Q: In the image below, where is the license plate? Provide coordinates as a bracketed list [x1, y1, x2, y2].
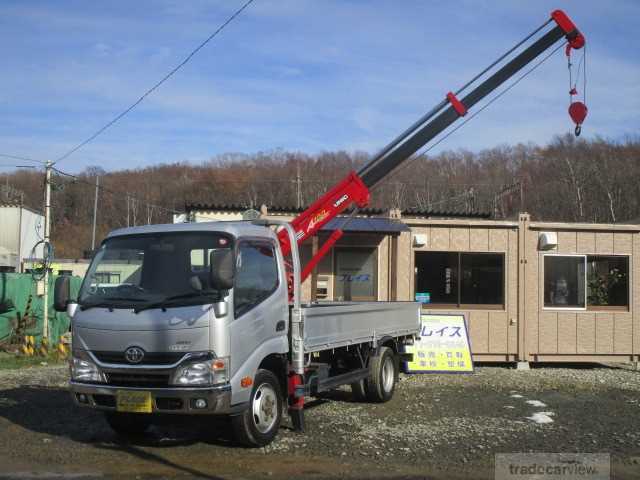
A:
[116, 390, 152, 413]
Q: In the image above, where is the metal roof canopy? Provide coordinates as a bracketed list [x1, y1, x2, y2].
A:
[320, 217, 409, 235]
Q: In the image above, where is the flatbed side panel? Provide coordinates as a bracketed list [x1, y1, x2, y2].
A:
[300, 302, 421, 353]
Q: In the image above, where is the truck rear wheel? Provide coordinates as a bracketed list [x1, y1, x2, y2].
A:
[364, 346, 397, 403]
[104, 412, 152, 436]
[232, 369, 283, 447]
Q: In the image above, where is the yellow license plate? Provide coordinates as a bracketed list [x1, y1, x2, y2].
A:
[116, 390, 152, 413]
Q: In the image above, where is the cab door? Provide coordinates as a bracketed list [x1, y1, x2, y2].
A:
[228, 239, 288, 387]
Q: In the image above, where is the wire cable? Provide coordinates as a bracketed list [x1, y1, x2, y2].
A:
[374, 42, 565, 193]
[54, 0, 256, 164]
[52, 167, 183, 216]
[0, 153, 46, 165]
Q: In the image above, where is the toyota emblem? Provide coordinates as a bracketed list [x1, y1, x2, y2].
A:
[124, 346, 145, 364]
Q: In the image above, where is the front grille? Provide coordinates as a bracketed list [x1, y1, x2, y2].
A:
[156, 398, 184, 410]
[93, 351, 185, 366]
[105, 372, 170, 388]
[92, 394, 116, 407]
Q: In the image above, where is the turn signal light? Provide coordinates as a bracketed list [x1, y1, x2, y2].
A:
[240, 376, 253, 388]
[212, 360, 226, 370]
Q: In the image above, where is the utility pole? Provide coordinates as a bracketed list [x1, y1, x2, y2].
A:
[296, 162, 302, 209]
[126, 194, 130, 227]
[91, 176, 99, 250]
[42, 160, 52, 344]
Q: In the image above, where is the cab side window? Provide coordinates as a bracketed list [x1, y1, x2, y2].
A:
[234, 241, 279, 317]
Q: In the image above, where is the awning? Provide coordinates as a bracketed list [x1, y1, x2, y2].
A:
[320, 217, 410, 235]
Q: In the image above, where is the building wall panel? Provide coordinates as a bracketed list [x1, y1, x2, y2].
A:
[524, 230, 540, 355]
[508, 229, 518, 354]
[397, 231, 412, 301]
[614, 233, 633, 254]
[557, 312, 577, 354]
[557, 231, 577, 253]
[488, 312, 508, 353]
[576, 232, 595, 253]
[469, 228, 489, 251]
[450, 227, 469, 251]
[430, 227, 449, 251]
[538, 312, 558, 354]
[595, 313, 614, 354]
[577, 313, 596, 353]
[634, 236, 640, 355]
[614, 312, 633, 353]
[489, 228, 508, 252]
[469, 311, 489, 353]
[379, 237, 389, 301]
[595, 232, 614, 254]
[0, 207, 20, 253]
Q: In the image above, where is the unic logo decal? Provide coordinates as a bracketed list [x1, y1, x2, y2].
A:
[333, 194, 349, 208]
[306, 209, 330, 233]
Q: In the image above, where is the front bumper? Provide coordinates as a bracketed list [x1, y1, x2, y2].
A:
[70, 381, 246, 415]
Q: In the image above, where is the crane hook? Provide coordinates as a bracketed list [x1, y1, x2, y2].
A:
[569, 101, 588, 137]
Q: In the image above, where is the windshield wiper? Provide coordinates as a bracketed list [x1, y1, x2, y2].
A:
[134, 291, 221, 314]
[79, 297, 147, 311]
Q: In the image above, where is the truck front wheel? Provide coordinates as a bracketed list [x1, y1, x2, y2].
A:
[365, 346, 397, 403]
[232, 369, 283, 447]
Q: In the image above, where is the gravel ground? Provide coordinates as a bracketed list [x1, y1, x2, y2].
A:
[0, 364, 638, 479]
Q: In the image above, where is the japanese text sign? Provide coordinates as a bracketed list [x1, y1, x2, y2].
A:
[404, 313, 473, 373]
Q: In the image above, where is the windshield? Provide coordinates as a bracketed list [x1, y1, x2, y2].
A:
[79, 231, 233, 309]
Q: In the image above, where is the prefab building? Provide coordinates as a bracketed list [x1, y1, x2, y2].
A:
[184, 204, 640, 364]
[0, 203, 44, 272]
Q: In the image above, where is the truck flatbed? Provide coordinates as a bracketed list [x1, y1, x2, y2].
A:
[301, 302, 421, 354]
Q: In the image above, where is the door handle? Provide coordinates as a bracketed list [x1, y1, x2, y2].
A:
[276, 320, 286, 332]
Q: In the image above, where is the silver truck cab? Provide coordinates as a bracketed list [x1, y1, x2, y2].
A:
[56, 220, 420, 446]
[66, 221, 288, 417]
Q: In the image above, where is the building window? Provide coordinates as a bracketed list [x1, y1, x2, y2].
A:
[94, 272, 121, 284]
[543, 255, 629, 310]
[334, 247, 378, 301]
[415, 252, 504, 309]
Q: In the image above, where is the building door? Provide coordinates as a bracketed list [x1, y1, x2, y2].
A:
[334, 247, 377, 301]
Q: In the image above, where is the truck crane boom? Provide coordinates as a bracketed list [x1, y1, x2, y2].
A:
[278, 9, 585, 286]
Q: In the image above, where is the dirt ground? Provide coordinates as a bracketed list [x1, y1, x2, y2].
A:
[0, 363, 638, 480]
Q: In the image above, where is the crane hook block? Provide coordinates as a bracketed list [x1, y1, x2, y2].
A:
[569, 101, 588, 137]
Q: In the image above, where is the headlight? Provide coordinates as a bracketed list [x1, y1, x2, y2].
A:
[70, 350, 105, 383]
[171, 357, 229, 386]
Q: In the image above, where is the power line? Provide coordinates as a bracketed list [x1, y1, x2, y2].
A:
[0, 153, 46, 165]
[52, 167, 183, 216]
[0, 164, 39, 169]
[54, 0, 256, 164]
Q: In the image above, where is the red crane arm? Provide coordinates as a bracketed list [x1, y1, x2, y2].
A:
[277, 9, 585, 288]
[277, 171, 369, 258]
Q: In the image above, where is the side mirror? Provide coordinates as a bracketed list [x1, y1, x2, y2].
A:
[54, 276, 71, 312]
[209, 250, 235, 290]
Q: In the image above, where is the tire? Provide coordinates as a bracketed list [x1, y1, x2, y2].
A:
[104, 412, 152, 436]
[232, 369, 283, 447]
[364, 346, 397, 403]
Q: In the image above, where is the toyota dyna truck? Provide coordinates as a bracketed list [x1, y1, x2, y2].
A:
[53, 10, 585, 447]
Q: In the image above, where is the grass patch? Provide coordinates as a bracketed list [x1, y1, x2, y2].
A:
[0, 351, 68, 370]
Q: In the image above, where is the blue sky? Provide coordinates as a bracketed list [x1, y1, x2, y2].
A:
[1, 0, 638, 172]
